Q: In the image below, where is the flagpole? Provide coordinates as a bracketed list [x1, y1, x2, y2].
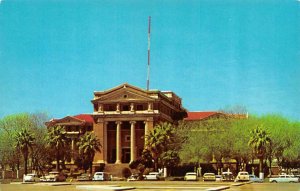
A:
[147, 16, 151, 91]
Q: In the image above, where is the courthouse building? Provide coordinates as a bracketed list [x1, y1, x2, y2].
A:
[46, 83, 187, 171]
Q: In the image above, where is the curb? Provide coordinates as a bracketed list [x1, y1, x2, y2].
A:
[206, 186, 230, 191]
[232, 183, 245, 186]
[37, 182, 72, 186]
[76, 185, 135, 191]
[232, 181, 251, 186]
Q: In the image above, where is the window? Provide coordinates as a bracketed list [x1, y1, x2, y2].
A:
[125, 135, 130, 142]
[136, 104, 144, 110]
[122, 105, 130, 111]
[108, 105, 115, 111]
[122, 122, 130, 129]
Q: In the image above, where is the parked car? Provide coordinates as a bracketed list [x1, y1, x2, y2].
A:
[77, 173, 92, 181]
[23, 173, 40, 182]
[184, 172, 197, 181]
[127, 174, 140, 181]
[93, 172, 111, 181]
[269, 174, 299, 183]
[249, 174, 263, 182]
[143, 172, 161, 180]
[203, 173, 216, 181]
[222, 172, 234, 181]
[215, 175, 223, 182]
[40, 171, 66, 182]
[235, 171, 250, 182]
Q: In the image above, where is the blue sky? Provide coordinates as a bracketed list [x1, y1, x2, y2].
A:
[0, 0, 299, 121]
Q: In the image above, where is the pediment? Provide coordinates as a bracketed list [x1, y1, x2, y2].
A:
[53, 116, 85, 125]
[94, 88, 155, 103]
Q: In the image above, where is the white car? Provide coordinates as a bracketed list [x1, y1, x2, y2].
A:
[184, 172, 197, 181]
[143, 172, 161, 180]
[203, 173, 216, 181]
[93, 172, 111, 181]
[40, 171, 66, 182]
[235, 171, 250, 182]
[127, 174, 140, 181]
[269, 175, 299, 183]
[23, 174, 40, 182]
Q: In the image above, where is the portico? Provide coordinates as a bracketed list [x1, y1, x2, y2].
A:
[94, 118, 153, 164]
[91, 83, 186, 167]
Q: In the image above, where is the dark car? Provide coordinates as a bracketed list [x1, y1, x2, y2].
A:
[222, 172, 234, 182]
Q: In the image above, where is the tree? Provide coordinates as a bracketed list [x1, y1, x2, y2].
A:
[46, 125, 68, 171]
[77, 132, 101, 174]
[179, 120, 214, 174]
[14, 128, 35, 175]
[248, 126, 271, 174]
[0, 113, 49, 178]
[145, 122, 180, 172]
[0, 113, 33, 173]
[129, 149, 154, 179]
[230, 117, 255, 172]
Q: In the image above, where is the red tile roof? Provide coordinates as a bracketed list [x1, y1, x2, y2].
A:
[184, 111, 220, 121]
[73, 114, 94, 123]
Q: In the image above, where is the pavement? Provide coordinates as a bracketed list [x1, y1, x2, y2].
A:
[206, 186, 230, 191]
[34, 182, 72, 186]
[76, 185, 135, 191]
[75, 183, 244, 191]
[9, 180, 252, 191]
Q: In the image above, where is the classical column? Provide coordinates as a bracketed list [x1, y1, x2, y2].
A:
[71, 138, 74, 151]
[71, 138, 75, 162]
[144, 121, 149, 146]
[103, 122, 107, 163]
[144, 121, 148, 137]
[115, 121, 122, 164]
[130, 121, 136, 162]
[144, 118, 153, 146]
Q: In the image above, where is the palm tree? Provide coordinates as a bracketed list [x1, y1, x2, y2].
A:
[77, 132, 101, 174]
[145, 122, 175, 171]
[14, 128, 35, 175]
[248, 126, 271, 174]
[46, 126, 68, 171]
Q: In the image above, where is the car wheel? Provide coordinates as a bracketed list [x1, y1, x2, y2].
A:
[271, 180, 277, 183]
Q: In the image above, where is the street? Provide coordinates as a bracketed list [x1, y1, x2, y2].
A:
[1, 181, 300, 191]
[229, 183, 300, 191]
